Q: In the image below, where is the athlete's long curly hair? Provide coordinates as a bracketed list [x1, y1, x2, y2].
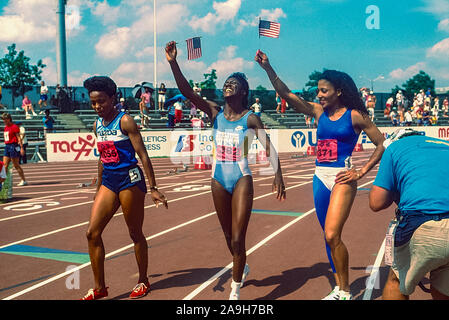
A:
[320, 70, 369, 117]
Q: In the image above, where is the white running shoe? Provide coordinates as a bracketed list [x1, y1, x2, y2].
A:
[339, 290, 353, 300]
[322, 286, 340, 300]
[241, 264, 250, 287]
[229, 280, 241, 300]
[17, 180, 28, 186]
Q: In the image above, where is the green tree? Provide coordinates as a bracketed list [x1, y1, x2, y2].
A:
[301, 69, 327, 101]
[0, 44, 46, 107]
[401, 70, 435, 99]
[200, 69, 217, 89]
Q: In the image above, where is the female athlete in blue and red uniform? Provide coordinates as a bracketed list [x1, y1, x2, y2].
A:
[256, 50, 385, 300]
[81, 76, 168, 300]
[166, 41, 286, 300]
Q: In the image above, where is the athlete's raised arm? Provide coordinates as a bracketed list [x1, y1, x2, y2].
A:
[165, 41, 220, 120]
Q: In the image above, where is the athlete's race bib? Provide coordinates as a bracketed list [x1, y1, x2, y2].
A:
[317, 139, 338, 162]
[97, 141, 120, 163]
[384, 219, 399, 266]
[216, 145, 242, 162]
[128, 167, 142, 183]
[3, 131, 9, 142]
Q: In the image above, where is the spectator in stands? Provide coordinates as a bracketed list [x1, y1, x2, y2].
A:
[43, 109, 55, 137]
[416, 107, 424, 126]
[38, 81, 49, 111]
[115, 97, 128, 113]
[434, 96, 440, 111]
[16, 121, 28, 164]
[403, 109, 413, 126]
[366, 91, 376, 121]
[275, 92, 281, 113]
[385, 96, 393, 116]
[250, 97, 262, 117]
[431, 102, 439, 125]
[158, 83, 167, 111]
[166, 101, 175, 129]
[280, 98, 287, 118]
[443, 97, 449, 117]
[390, 109, 399, 126]
[417, 90, 425, 108]
[396, 90, 404, 111]
[187, 99, 197, 119]
[2, 113, 27, 186]
[22, 95, 37, 119]
[174, 98, 183, 125]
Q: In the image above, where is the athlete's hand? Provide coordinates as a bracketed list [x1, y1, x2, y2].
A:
[335, 168, 361, 184]
[272, 176, 286, 201]
[151, 190, 168, 209]
[165, 41, 177, 63]
[254, 49, 270, 70]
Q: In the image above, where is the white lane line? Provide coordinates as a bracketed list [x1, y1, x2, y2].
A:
[2, 180, 312, 300]
[362, 237, 386, 300]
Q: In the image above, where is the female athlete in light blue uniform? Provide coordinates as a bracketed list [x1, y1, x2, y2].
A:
[211, 109, 254, 194]
[256, 50, 385, 300]
[166, 41, 286, 300]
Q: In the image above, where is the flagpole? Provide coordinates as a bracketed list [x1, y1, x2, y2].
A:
[153, 0, 157, 110]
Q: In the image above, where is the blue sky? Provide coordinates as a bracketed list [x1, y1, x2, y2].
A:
[1, 0, 449, 93]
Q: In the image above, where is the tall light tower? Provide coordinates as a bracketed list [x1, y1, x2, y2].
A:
[153, 0, 157, 109]
[56, 0, 68, 87]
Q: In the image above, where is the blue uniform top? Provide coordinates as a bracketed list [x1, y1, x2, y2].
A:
[96, 111, 138, 170]
[374, 135, 449, 214]
[315, 109, 360, 168]
[211, 108, 254, 193]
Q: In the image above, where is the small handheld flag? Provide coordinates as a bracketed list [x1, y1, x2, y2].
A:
[186, 37, 202, 60]
[258, 19, 280, 38]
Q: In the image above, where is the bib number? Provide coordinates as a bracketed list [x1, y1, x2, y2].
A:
[217, 145, 242, 162]
[128, 167, 141, 183]
[98, 141, 120, 164]
[317, 139, 338, 162]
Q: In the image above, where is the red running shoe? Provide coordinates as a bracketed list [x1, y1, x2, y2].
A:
[129, 282, 150, 299]
[80, 287, 108, 300]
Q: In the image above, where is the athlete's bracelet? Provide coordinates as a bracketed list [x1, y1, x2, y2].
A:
[150, 186, 158, 191]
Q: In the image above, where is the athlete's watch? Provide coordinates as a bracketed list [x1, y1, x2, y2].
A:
[150, 186, 158, 192]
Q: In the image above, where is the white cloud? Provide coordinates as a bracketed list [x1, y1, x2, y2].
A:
[389, 62, 427, 80]
[189, 0, 241, 33]
[95, 27, 132, 59]
[417, 0, 449, 16]
[94, 3, 189, 59]
[237, 8, 286, 33]
[438, 18, 449, 32]
[88, 0, 120, 26]
[208, 45, 254, 83]
[426, 37, 449, 60]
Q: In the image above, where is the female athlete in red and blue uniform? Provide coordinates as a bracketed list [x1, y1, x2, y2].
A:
[256, 50, 385, 300]
[81, 76, 168, 300]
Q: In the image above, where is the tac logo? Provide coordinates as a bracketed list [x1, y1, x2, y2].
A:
[50, 134, 96, 160]
[291, 131, 306, 148]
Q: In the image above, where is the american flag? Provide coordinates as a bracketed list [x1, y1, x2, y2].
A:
[259, 19, 280, 38]
[186, 37, 202, 60]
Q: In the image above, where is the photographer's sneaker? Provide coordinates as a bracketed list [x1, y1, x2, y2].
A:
[339, 290, 353, 300]
[322, 286, 340, 300]
[17, 180, 28, 186]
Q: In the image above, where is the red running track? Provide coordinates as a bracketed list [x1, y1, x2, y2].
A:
[0, 152, 430, 300]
